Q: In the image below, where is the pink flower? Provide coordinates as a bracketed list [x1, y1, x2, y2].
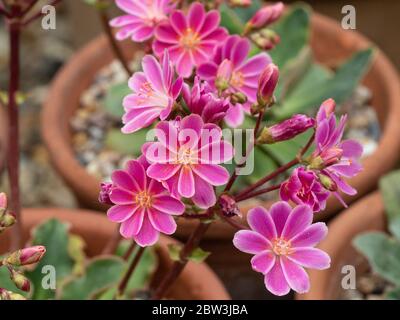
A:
[99, 182, 114, 206]
[257, 63, 279, 107]
[153, 2, 228, 78]
[258, 114, 315, 144]
[122, 51, 183, 133]
[246, 2, 284, 30]
[110, 0, 176, 42]
[182, 77, 229, 124]
[310, 99, 363, 207]
[198, 35, 271, 127]
[144, 114, 234, 209]
[107, 159, 185, 247]
[233, 203, 330, 296]
[280, 168, 330, 212]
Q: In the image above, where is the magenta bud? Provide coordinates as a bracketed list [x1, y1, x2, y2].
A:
[316, 98, 336, 123]
[246, 2, 284, 31]
[215, 59, 233, 92]
[0, 193, 7, 209]
[251, 29, 280, 50]
[9, 269, 31, 292]
[5, 245, 46, 266]
[219, 194, 241, 218]
[258, 115, 315, 144]
[99, 182, 114, 206]
[257, 63, 279, 107]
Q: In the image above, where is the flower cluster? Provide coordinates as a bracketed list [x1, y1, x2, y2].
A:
[104, 0, 364, 297]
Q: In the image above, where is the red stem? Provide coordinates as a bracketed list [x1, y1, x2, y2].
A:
[98, 8, 132, 77]
[216, 212, 248, 230]
[151, 221, 210, 300]
[7, 21, 22, 251]
[235, 184, 281, 202]
[122, 241, 136, 261]
[117, 246, 145, 297]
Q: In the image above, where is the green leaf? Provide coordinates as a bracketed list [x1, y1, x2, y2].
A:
[380, 170, 400, 225]
[68, 234, 86, 276]
[220, 3, 245, 34]
[386, 287, 400, 300]
[26, 219, 75, 300]
[275, 48, 374, 120]
[58, 257, 125, 300]
[167, 243, 182, 262]
[389, 219, 400, 242]
[102, 82, 131, 118]
[269, 5, 311, 69]
[353, 232, 400, 286]
[105, 128, 150, 155]
[188, 247, 211, 263]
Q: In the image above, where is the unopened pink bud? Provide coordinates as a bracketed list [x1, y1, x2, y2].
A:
[247, 2, 284, 30]
[5, 245, 46, 266]
[99, 182, 114, 206]
[215, 59, 233, 92]
[257, 63, 279, 107]
[9, 269, 31, 292]
[219, 194, 241, 218]
[251, 29, 280, 50]
[0, 193, 7, 209]
[258, 115, 315, 144]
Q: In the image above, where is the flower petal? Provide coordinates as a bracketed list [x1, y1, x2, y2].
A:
[142, 55, 165, 92]
[251, 251, 275, 274]
[280, 256, 310, 294]
[152, 195, 185, 215]
[288, 248, 331, 270]
[191, 164, 229, 186]
[247, 207, 277, 240]
[188, 2, 205, 32]
[290, 223, 328, 248]
[191, 174, 216, 209]
[269, 201, 292, 236]
[148, 208, 177, 235]
[111, 170, 139, 192]
[147, 163, 180, 181]
[264, 259, 290, 296]
[126, 160, 146, 190]
[134, 214, 159, 247]
[107, 204, 138, 223]
[120, 207, 145, 238]
[110, 188, 134, 205]
[281, 205, 313, 240]
[178, 166, 195, 198]
[233, 230, 269, 254]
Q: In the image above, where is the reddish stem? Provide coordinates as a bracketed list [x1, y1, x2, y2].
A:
[117, 246, 145, 297]
[98, 8, 132, 77]
[7, 21, 22, 251]
[217, 212, 248, 230]
[235, 184, 281, 202]
[122, 241, 136, 261]
[151, 221, 210, 300]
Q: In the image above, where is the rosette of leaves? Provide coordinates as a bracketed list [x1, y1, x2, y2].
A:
[102, 1, 373, 190]
[353, 170, 400, 300]
[0, 219, 157, 300]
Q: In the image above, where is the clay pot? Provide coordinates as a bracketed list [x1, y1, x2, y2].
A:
[42, 12, 400, 235]
[0, 208, 230, 300]
[295, 191, 386, 300]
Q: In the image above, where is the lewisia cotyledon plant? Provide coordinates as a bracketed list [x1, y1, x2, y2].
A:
[110, 0, 176, 42]
[122, 51, 182, 133]
[144, 114, 234, 209]
[153, 2, 228, 78]
[107, 158, 185, 246]
[101, 0, 366, 299]
[198, 35, 271, 127]
[233, 203, 330, 295]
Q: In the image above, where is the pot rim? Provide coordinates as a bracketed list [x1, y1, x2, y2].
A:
[0, 208, 230, 300]
[41, 11, 400, 237]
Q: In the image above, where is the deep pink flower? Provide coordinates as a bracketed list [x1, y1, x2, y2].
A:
[258, 114, 315, 144]
[144, 114, 234, 209]
[246, 2, 284, 30]
[257, 63, 279, 106]
[122, 52, 183, 133]
[99, 182, 114, 206]
[280, 168, 330, 212]
[310, 99, 363, 207]
[107, 159, 185, 247]
[110, 0, 176, 42]
[182, 77, 229, 124]
[198, 35, 271, 127]
[153, 2, 228, 78]
[233, 203, 330, 296]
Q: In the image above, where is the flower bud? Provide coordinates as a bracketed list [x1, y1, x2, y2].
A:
[316, 98, 336, 123]
[0, 193, 7, 209]
[251, 29, 280, 50]
[9, 292, 26, 300]
[99, 182, 114, 206]
[0, 211, 16, 232]
[230, 92, 247, 105]
[318, 173, 338, 192]
[215, 59, 233, 93]
[320, 147, 343, 167]
[5, 245, 46, 266]
[9, 269, 31, 292]
[219, 194, 241, 218]
[257, 63, 279, 107]
[257, 115, 315, 144]
[245, 2, 284, 32]
[0, 288, 11, 300]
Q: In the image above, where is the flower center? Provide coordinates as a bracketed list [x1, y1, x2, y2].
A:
[180, 28, 200, 50]
[272, 238, 292, 256]
[230, 71, 244, 88]
[135, 191, 152, 208]
[177, 148, 196, 165]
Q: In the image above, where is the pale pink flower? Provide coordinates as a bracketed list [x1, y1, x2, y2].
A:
[107, 159, 185, 247]
[110, 0, 176, 42]
[144, 114, 234, 209]
[122, 51, 183, 133]
[198, 35, 271, 127]
[233, 203, 330, 296]
[153, 2, 228, 78]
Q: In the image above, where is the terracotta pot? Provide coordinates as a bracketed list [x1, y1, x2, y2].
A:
[0, 208, 230, 300]
[295, 191, 386, 300]
[42, 12, 400, 237]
